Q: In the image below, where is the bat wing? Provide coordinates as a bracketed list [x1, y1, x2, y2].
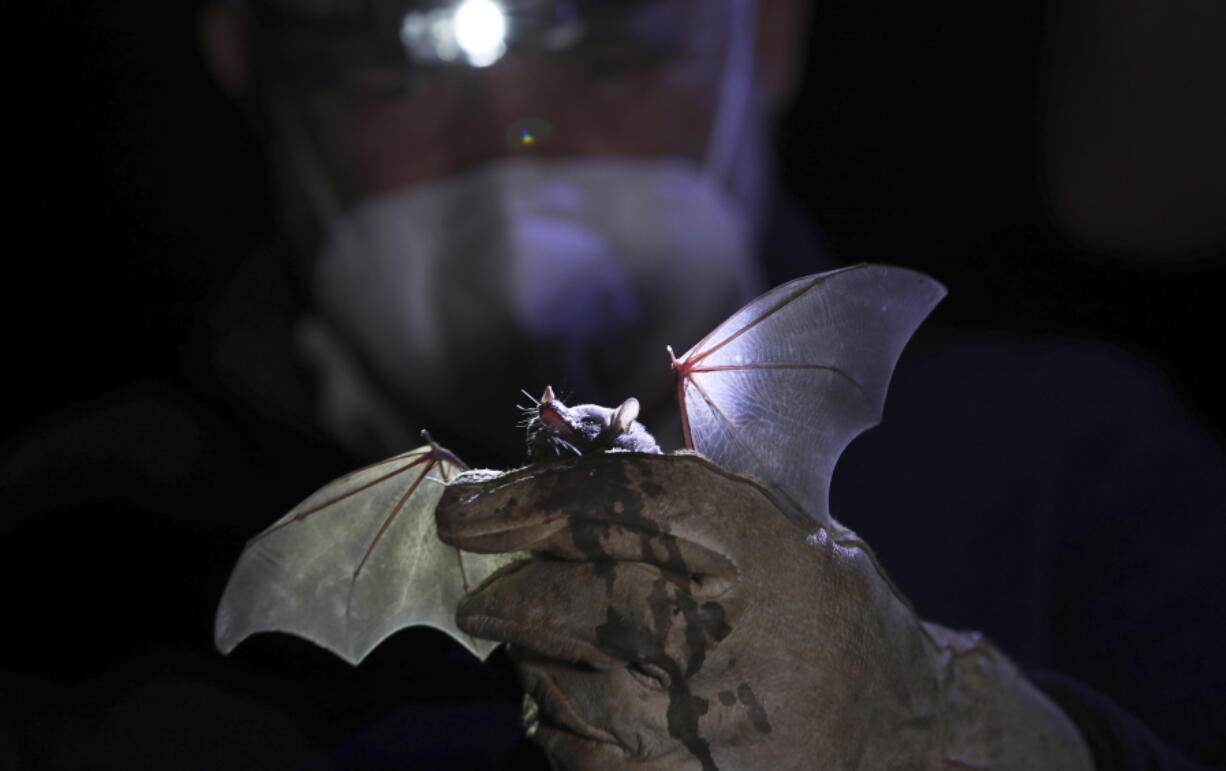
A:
[672, 264, 945, 523]
[214, 442, 509, 664]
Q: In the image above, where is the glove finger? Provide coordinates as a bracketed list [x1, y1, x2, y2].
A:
[513, 653, 678, 765]
[457, 557, 740, 685]
[437, 453, 793, 579]
[512, 648, 771, 767]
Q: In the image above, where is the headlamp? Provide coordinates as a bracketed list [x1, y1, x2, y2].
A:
[252, 0, 592, 69]
[400, 0, 506, 67]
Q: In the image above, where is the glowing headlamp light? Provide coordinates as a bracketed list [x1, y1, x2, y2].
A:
[253, 0, 591, 75]
[400, 0, 507, 67]
[396, 0, 587, 68]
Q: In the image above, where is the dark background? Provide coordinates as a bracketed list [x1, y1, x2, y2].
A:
[5, 1, 1224, 769]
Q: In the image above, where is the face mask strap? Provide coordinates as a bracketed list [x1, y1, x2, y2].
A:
[269, 90, 344, 228]
[703, 0, 758, 185]
[238, 0, 350, 227]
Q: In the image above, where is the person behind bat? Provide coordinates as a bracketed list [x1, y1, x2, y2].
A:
[190, 1, 1225, 767]
[2, 0, 1222, 768]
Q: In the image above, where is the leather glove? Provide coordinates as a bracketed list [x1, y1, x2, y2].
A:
[436, 453, 1093, 771]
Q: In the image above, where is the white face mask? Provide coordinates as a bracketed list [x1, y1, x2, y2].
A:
[311, 156, 765, 454]
[293, 0, 763, 457]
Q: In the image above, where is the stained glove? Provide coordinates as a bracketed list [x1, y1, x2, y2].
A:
[436, 453, 1093, 770]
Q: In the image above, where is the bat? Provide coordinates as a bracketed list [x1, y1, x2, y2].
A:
[525, 385, 661, 459]
[214, 263, 945, 664]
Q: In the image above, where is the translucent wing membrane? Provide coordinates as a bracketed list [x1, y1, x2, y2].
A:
[215, 443, 508, 664]
[673, 264, 945, 523]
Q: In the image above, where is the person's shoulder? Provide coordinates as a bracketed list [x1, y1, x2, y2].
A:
[891, 325, 1225, 523]
[1, 374, 349, 540]
[1, 379, 233, 530]
[898, 324, 1207, 432]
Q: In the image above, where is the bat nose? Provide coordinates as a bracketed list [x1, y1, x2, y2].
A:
[539, 404, 569, 431]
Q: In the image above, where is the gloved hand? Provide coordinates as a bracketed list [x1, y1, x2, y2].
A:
[436, 453, 1092, 771]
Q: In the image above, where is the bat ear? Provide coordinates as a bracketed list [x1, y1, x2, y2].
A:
[612, 398, 640, 434]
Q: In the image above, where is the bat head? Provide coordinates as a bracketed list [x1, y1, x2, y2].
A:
[524, 386, 662, 459]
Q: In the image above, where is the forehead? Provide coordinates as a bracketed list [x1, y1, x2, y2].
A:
[252, 0, 724, 75]
[258, 0, 737, 202]
[572, 404, 613, 421]
[253, 0, 667, 29]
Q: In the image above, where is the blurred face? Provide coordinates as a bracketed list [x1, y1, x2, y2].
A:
[202, 0, 808, 459]
[265, 0, 743, 207]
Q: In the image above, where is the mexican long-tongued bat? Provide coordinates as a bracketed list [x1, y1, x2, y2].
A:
[526, 386, 661, 459]
[214, 263, 945, 664]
